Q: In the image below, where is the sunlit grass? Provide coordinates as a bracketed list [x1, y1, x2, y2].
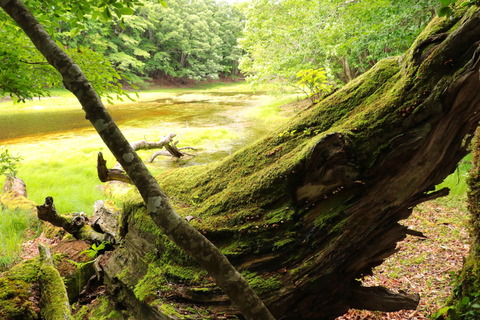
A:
[0, 208, 41, 270]
[0, 82, 287, 214]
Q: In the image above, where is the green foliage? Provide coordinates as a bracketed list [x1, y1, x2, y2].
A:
[437, 0, 478, 17]
[295, 68, 332, 103]
[54, 0, 244, 86]
[239, 0, 437, 89]
[432, 271, 480, 319]
[0, 0, 153, 101]
[0, 147, 21, 178]
[81, 241, 110, 258]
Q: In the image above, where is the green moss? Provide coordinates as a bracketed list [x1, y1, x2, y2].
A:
[272, 237, 296, 251]
[242, 271, 282, 296]
[39, 265, 73, 320]
[0, 258, 41, 320]
[157, 303, 182, 318]
[74, 295, 126, 320]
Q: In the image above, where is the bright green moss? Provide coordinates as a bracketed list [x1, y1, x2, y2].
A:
[0, 258, 40, 320]
[242, 271, 282, 296]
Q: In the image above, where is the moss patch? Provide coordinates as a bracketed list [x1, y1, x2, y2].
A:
[0, 259, 40, 320]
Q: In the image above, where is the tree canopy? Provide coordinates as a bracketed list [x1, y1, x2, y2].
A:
[239, 0, 437, 88]
[0, 0, 243, 101]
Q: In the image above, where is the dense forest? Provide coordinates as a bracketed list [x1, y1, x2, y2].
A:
[4, 0, 480, 320]
[1, 0, 438, 100]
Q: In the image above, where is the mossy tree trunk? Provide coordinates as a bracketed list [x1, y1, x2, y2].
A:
[101, 5, 480, 320]
[438, 129, 480, 319]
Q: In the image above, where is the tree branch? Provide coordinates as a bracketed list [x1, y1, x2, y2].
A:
[36, 196, 115, 243]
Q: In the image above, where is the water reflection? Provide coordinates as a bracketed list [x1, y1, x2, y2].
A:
[0, 91, 279, 167]
[0, 92, 268, 142]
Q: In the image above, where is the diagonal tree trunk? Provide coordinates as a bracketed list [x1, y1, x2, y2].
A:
[0, 1, 275, 319]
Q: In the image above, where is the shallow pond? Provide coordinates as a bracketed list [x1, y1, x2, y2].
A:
[0, 87, 292, 212]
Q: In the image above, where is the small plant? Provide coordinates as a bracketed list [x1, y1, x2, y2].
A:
[0, 147, 21, 179]
[294, 68, 332, 103]
[81, 241, 110, 258]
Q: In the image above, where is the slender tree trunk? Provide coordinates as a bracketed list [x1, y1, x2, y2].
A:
[0, 1, 275, 319]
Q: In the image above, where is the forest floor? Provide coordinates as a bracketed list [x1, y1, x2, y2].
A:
[336, 196, 470, 320]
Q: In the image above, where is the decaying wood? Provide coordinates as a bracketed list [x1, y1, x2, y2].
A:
[38, 243, 73, 320]
[36, 197, 116, 244]
[148, 146, 197, 162]
[97, 152, 132, 184]
[2, 176, 27, 197]
[349, 286, 420, 312]
[131, 132, 184, 158]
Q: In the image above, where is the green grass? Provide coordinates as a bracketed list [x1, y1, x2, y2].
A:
[0, 82, 286, 213]
[0, 208, 40, 269]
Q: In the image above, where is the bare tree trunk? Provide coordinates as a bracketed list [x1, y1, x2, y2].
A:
[0, 1, 275, 319]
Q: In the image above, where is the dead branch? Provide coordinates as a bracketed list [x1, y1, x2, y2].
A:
[97, 152, 132, 184]
[36, 196, 115, 244]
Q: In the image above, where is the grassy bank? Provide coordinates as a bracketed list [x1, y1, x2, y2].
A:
[0, 82, 295, 212]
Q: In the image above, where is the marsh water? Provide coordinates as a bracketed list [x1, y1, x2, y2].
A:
[0, 86, 293, 212]
[0, 88, 288, 168]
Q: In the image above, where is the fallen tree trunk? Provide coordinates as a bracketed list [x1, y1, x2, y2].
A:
[38, 243, 73, 320]
[97, 6, 480, 319]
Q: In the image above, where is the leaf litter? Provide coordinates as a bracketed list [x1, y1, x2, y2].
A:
[336, 197, 470, 320]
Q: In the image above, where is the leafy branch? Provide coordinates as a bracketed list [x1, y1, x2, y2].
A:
[294, 68, 332, 103]
[0, 147, 21, 178]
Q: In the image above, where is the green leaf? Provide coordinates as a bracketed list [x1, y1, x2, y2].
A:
[158, 0, 168, 8]
[437, 6, 453, 17]
[118, 7, 135, 15]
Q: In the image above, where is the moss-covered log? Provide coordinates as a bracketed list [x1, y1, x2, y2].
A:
[99, 6, 480, 320]
[38, 243, 73, 320]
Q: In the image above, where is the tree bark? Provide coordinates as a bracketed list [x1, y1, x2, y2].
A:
[0, 1, 275, 319]
[98, 5, 480, 319]
[439, 128, 480, 319]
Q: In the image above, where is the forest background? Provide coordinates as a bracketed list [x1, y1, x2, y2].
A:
[1, 0, 439, 101]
